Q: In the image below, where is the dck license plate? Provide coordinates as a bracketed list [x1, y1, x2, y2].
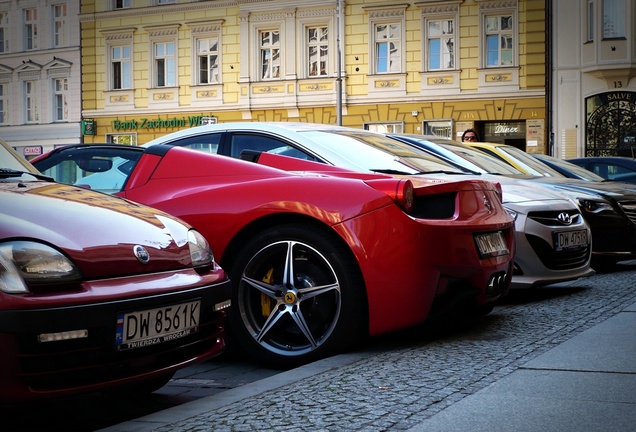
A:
[553, 229, 588, 251]
[115, 300, 201, 350]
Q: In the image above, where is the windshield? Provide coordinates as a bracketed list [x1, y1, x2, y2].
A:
[435, 142, 523, 175]
[536, 155, 606, 181]
[0, 139, 43, 179]
[499, 146, 565, 177]
[299, 130, 470, 175]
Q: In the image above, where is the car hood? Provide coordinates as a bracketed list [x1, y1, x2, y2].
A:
[0, 181, 195, 278]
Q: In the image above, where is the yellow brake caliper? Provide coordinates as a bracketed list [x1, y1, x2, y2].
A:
[260, 268, 275, 317]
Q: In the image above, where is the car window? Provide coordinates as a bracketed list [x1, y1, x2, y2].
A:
[230, 133, 315, 161]
[35, 148, 142, 195]
[169, 133, 222, 154]
[591, 162, 636, 182]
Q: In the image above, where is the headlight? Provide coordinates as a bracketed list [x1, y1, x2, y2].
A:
[187, 229, 214, 268]
[577, 199, 616, 214]
[0, 241, 82, 293]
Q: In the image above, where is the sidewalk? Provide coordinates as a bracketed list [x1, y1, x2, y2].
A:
[408, 300, 636, 432]
[102, 300, 636, 432]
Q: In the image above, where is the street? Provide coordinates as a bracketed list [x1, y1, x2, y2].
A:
[4, 261, 636, 432]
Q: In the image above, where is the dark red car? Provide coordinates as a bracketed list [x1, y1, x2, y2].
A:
[33, 140, 515, 367]
[0, 140, 231, 403]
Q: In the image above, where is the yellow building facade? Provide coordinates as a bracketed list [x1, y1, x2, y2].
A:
[80, 0, 546, 151]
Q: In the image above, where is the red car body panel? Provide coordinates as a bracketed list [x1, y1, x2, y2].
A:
[112, 146, 514, 336]
[0, 180, 232, 402]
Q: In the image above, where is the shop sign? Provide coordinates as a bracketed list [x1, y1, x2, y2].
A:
[112, 115, 207, 131]
[23, 146, 42, 156]
[485, 121, 525, 138]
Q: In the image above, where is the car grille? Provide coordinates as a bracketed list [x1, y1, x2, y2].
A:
[617, 200, 636, 224]
[15, 310, 225, 392]
[527, 210, 582, 226]
[525, 234, 591, 270]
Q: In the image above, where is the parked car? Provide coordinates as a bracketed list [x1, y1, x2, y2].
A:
[566, 156, 636, 184]
[33, 139, 515, 368]
[460, 141, 636, 267]
[0, 139, 232, 403]
[533, 154, 608, 182]
[140, 122, 593, 289]
[383, 134, 594, 288]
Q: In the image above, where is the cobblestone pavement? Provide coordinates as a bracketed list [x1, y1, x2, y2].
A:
[151, 262, 636, 432]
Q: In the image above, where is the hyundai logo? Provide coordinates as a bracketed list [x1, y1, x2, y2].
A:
[557, 212, 573, 225]
[483, 195, 492, 213]
[133, 245, 150, 264]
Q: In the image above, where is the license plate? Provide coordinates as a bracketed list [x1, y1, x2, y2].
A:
[115, 300, 201, 350]
[554, 229, 588, 251]
[474, 231, 510, 258]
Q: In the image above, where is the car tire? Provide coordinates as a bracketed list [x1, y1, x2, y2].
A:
[228, 223, 367, 368]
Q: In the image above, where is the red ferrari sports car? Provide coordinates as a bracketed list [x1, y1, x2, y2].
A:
[0, 140, 231, 403]
[33, 143, 515, 367]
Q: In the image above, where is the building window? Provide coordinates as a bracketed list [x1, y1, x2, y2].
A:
[603, 0, 625, 39]
[157, 0, 175, 4]
[423, 120, 453, 138]
[259, 30, 281, 80]
[24, 80, 39, 123]
[374, 23, 401, 73]
[53, 77, 68, 121]
[53, 4, 67, 48]
[196, 37, 220, 84]
[154, 41, 176, 87]
[364, 122, 403, 133]
[24, 8, 38, 50]
[0, 83, 7, 125]
[587, 0, 594, 42]
[0, 12, 8, 53]
[114, 0, 131, 9]
[107, 134, 137, 145]
[307, 26, 328, 77]
[111, 45, 131, 90]
[425, 18, 456, 70]
[484, 15, 514, 67]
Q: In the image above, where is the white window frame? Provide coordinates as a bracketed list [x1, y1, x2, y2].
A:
[52, 77, 68, 122]
[24, 80, 39, 123]
[480, 4, 518, 69]
[110, 44, 132, 90]
[364, 122, 404, 133]
[0, 83, 8, 125]
[52, 3, 67, 48]
[365, 5, 406, 75]
[423, 120, 454, 138]
[603, 0, 625, 39]
[107, 133, 137, 145]
[114, 0, 131, 10]
[586, 0, 595, 42]
[424, 15, 458, 71]
[306, 25, 329, 77]
[258, 28, 281, 80]
[148, 27, 179, 88]
[194, 35, 221, 85]
[0, 11, 8, 53]
[24, 7, 39, 51]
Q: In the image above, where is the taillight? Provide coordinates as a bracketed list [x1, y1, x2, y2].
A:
[366, 179, 415, 214]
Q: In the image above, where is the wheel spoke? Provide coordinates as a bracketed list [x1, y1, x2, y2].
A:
[282, 240, 295, 289]
[298, 282, 339, 300]
[242, 275, 277, 299]
[255, 305, 286, 343]
[290, 307, 318, 347]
